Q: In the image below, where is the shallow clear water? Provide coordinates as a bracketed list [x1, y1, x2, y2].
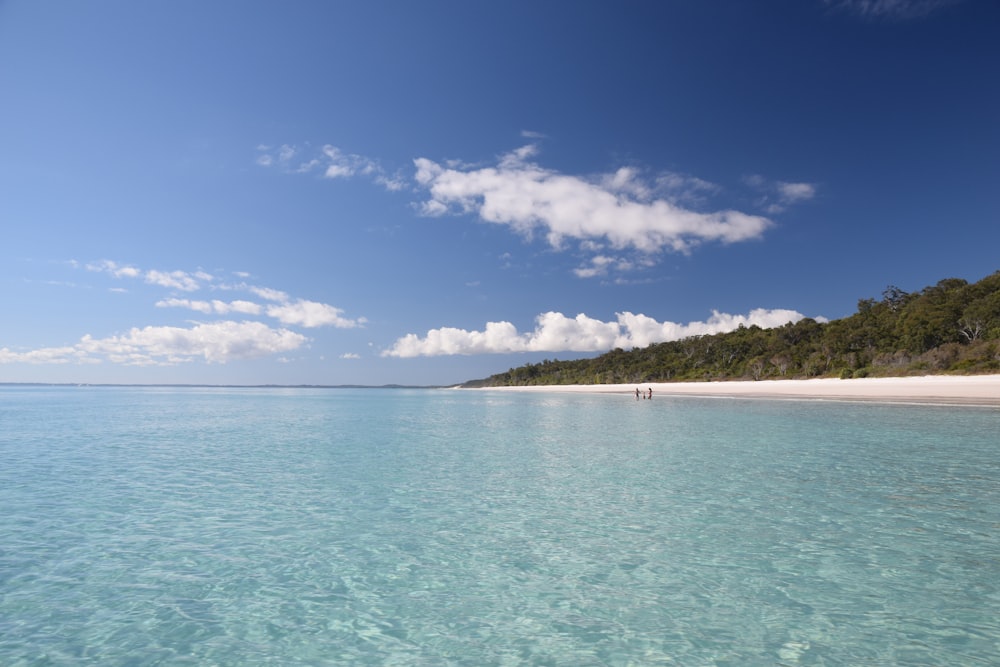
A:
[0, 386, 997, 665]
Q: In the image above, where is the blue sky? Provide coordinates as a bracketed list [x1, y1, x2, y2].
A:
[1, 0, 997, 386]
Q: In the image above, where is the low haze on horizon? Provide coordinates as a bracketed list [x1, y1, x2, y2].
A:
[1, 0, 997, 386]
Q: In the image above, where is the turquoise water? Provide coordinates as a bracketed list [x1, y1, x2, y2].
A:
[1, 387, 998, 666]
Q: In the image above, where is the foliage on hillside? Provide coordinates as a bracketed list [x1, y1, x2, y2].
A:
[464, 271, 1000, 387]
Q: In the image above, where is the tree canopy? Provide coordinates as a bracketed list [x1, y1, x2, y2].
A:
[463, 271, 1000, 387]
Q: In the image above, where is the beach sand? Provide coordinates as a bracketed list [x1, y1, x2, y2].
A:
[476, 374, 1000, 407]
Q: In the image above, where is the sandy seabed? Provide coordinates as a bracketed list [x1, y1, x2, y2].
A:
[474, 374, 1000, 407]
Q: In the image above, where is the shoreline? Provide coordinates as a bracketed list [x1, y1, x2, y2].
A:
[469, 374, 1000, 407]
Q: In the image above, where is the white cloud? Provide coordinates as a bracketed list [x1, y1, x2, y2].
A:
[144, 269, 203, 292]
[573, 255, 652, 278]
[248, 285, 290, 302]
[325, 164, 353, 179]
[258, 141, 817, 277]
[89, 261, 211, 292]
[383, 308, 820, 357]
[256, 143, 405, 191]
[52, 261, 366, 366]
[340, 352, 361, 360]
[156, 298, 213, 314]
[86, 259, 141, 279]
[267, 299, 366, 329]
[414, 144, 773, 257]
[1, 321, 308, 366]
[0, 345, 91, 365]
[212, 299, 262, 315]
[156, 298, 263, 316]
[777, 181, 816, 203]
[745, 174, 817, 214]
[81, 262, 362, 330]
[824, 0, 962, 19]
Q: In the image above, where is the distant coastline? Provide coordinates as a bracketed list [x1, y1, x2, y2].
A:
[5, 375, 999, 406]
[466, 374, 1000, 407]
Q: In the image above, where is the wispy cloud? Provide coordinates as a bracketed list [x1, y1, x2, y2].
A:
[156, 298, 263, 316]
[573, 255, 655, 279]
[383, 308, 821, 357]
[1, 261, 365, 367]
[824, 0, 962, 19]
[247, 286, 290, 303]
[145, 269, 211, 292]
[744, 174, 817, 214]
[777, 182, 817, 203]
[87, 260, 209, 292]
[213, 300, 263, 316]
[156, 297, 214, 314]
[255, 143, 406, 191]
[86, 259, 141, 280]
[89, 260, 365, 330]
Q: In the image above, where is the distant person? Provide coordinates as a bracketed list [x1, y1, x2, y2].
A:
[648, 387, 653, 400]
[635, 387, 640, 400]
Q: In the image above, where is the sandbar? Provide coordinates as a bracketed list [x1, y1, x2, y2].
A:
[474, 374, 1000, 407]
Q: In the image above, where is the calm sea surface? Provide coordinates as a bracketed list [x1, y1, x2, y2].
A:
[0, 386, 997, 666]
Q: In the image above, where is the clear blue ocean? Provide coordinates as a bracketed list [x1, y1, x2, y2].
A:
[1, 386, 997, 666]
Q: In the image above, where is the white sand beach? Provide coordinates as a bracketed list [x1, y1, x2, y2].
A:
[477, 374, 1000, 407]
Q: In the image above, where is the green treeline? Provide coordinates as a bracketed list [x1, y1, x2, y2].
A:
[464, 271, 1000, 387]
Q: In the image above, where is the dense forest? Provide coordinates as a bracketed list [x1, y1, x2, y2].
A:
[463, 271, 1000, 387]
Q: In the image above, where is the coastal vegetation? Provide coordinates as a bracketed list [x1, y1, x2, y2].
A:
[464, 271, 1000, 387]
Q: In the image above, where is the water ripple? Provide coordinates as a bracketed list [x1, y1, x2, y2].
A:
[1, 387, 997, 665]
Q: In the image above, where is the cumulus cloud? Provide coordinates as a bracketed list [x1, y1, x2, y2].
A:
[0, 345, 91, 365]
[1, 321, 307, 366]
[266, 300, 367, 329]
[3, 260, 368, 368]
[414, 144, 773, 264]
[258, 140, 816, 278]
[81, 261, 361, 330]
[383, 308, 818, 357]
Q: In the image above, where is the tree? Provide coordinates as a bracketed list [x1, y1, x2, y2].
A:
[882, 285, 910, 311]
[464, 271, 1000, 387]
